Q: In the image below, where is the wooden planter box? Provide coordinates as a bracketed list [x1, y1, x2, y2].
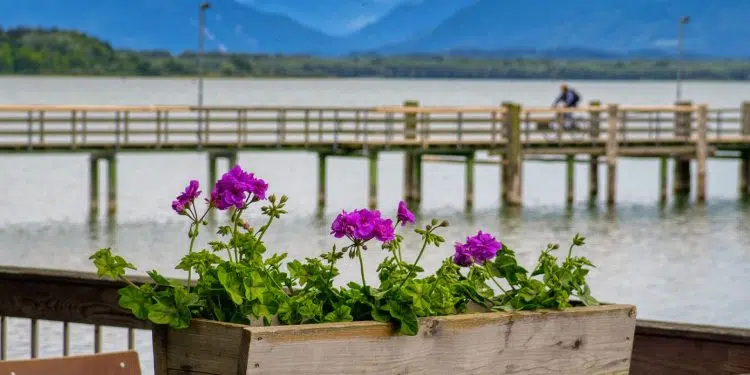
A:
[152, 304, 636, 375]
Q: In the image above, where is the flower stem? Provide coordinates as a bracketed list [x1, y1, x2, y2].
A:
[327, 246, 338, 287]
[397, 235, 430, 289]
[356, 245, 367, 287]
[186, 222, 199, 291]
[567, 243, 575, 260]
[483, 263, 508, 294]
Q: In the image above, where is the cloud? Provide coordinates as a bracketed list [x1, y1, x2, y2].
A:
[652, 39, 678, 48]
[218, 44, 228, 53]
[344, 14, 379, 32]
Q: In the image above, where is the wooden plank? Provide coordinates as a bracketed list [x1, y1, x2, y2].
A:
[0, 350, 141, 375]
[241, 305, 635, 375]
[631, 321, 750, 374]
[0, 265, 152, 329]
[160, 320, 249, 375]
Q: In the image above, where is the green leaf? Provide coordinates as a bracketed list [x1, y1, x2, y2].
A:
[118, 284, 153, 320]
[89, 248, 136, 280]
[388, 300, 418, 336]
[217, 266, 244, 305]
[176, 250, 224, 274]
[149, 302, 190, 329]
[323, 305, 353, 323]
[147, 270, 171, 286]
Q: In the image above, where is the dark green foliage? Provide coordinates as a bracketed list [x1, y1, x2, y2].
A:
[3, 27, 750, 79]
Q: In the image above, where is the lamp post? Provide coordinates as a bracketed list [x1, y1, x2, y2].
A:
[676, 15, 690, 101]
[198, 1, 211, 147]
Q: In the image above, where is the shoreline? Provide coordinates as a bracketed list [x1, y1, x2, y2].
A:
[1, 74, 749, 83]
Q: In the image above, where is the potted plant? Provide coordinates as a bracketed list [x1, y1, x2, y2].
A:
[91, 165, 636, 375]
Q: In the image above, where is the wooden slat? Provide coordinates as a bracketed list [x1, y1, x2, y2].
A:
[241, 305, 635, 375]
[631, 320, 750, 374]
[0, 266, 152, 329]
[0, 350, 141, 375]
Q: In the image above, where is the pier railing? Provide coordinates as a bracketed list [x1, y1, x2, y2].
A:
[0, 102, 747, 151]
[0, 266, 749, 374]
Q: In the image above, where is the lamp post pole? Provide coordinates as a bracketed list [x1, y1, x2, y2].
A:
[676, 16, 690, 101]
[198, 2, 211, 148]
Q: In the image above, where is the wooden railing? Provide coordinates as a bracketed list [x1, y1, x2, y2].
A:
[0, 103, 747, 151]
[0, 265, 749, 374]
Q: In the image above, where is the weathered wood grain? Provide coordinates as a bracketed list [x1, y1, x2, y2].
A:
[631, 320, 750, 375]
[237, 305, 636, 375]
[0, 265, 152, 329]
[0, 350, 141, 375]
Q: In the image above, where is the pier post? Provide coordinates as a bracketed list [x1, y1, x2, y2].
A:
[317, 153, 327, 210]
[659, 157, 668, 204]
[502, 102, 523, 206]
[606, 104, 619, 206]
[673, 100, 693, 197]
[588, 100, 601, 202]
[413, 153, 422, 206]
[403, 100, 419, 206]
[465, 152, 475, 211]
[106, 154, 117, 216]
[695, 104, 708, 202]
[208, 154, 218, 193]
[368, 151, 378, 209]
[740, 102, 750, 198]
[88, 155, 100, 220]
[566, 155, 575, 205]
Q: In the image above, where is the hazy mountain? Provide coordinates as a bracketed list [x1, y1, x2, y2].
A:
[374, 0, 750, 57]
[0, 0, 341, 54]
[2, 0, 750, 57]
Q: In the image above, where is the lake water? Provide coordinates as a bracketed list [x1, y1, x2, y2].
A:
[1, 77, 749, 373]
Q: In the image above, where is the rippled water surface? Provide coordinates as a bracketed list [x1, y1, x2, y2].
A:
[1, 77, 749, 374]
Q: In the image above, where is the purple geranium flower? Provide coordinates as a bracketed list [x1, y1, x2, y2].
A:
[330, 208, 394, 244]
[209, 165, 268, 210]
[172, 180, 201, 214]
[396, 200, 415, 226]
[452, 230, 502, 267]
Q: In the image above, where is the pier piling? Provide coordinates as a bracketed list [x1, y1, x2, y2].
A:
[88, 152, 117, 219]
[317, 153, 327, 210]
[588, 101, 601, 203]
[106, 154, 117, 216]
[465, 152, 475, 211]
[402, 100, 419, 207]
[88, 155, 99, 220]
[502, 102, 523, 206]
[696, 105, 709, 202]
[659, 157, 669, 204]
[606, 104, 619, 206]
[206, 151, 238, 219]
[566, 155, 575, 205]
[673, 101, 693, 197]
[368, 151, 378, 209]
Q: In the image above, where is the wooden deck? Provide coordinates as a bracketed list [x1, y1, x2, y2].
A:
[0, 103, 748, 153]
[0, 265, 748, 374]
[0, 101, 748, 214]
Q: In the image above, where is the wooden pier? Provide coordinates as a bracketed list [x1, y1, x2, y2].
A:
[0, 266, 748, 374]
[0, 101, 749, 217]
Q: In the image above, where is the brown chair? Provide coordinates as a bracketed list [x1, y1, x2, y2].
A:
[0, 350, 140, 375]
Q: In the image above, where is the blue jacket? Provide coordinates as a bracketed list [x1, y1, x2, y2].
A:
[553, 90, 579, 107]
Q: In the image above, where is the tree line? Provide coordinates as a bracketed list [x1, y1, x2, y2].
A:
[2, 27, 750, 80]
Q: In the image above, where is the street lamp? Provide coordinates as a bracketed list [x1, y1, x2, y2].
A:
[198, 1, 211, 147]
[676, 15, 690, 101]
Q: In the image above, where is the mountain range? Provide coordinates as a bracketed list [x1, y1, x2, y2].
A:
[1, 0, 750, 58]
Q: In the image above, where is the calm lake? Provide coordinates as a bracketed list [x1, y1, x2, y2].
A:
[1, 77, 749, 373]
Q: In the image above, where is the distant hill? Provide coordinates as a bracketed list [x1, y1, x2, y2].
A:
[2, 28, 750, 80]
[2, 0, 750, 58]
